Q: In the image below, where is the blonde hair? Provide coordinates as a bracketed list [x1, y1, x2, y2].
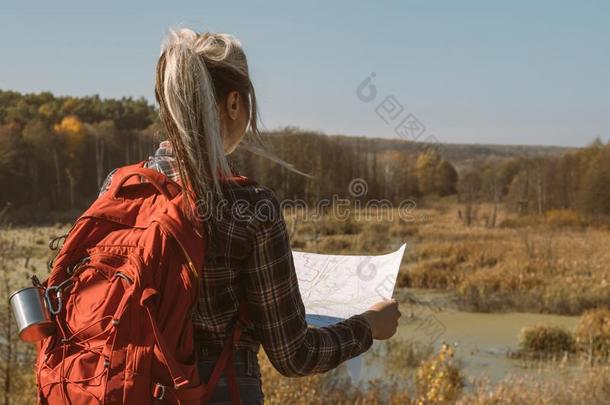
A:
[154, 27, 259, 225]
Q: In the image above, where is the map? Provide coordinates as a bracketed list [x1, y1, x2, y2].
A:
[293, 244, 406, 320]
[292, 244, 406, 381]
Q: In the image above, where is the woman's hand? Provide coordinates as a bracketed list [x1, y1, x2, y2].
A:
[361, 299, 401, 340]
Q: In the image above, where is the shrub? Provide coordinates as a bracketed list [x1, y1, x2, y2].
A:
[518, 325, 575, 354]
[499, 215, 539, 228]
[389, 221, 419, 239]
[315, 234, 358, 254]
[316, 217, 362, 236]
[544, 209, 586, 228]
[355, 222, 393, 253]
[416, 343, 463, 403]
[500, 210, 586, 229]
[575, 307, 610, 359]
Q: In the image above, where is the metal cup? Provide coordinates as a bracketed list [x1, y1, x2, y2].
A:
[9, 286, 55, 342]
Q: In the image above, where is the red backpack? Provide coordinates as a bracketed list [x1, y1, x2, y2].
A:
[36, 162, 246, 404]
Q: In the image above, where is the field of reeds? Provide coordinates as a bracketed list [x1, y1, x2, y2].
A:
[0, 201, 609, 403]
[286, 201, 610, 315]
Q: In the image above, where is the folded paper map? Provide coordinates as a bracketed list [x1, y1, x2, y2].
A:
[292, 244, 407, 380]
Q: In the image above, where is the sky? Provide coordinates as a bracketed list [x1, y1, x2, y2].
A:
[1, 0, 608, 147]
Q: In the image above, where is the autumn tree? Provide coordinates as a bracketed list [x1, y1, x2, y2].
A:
[416, 149, 458, 197]
[21, 120, 52, 203]
[53, 115, 86, 208]
[416, 149, 442, 196]
[0, 123, 24, 194]
[458, 168, 482, 226]
[580, 143, 610, 216]
[86, 120, 117, 188]
[436, 160, 458, 196]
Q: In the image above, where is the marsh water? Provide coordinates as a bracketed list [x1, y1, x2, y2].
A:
[356, 288, 581, 386]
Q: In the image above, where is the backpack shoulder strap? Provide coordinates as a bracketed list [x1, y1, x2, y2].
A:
[106, 161, 182, 200]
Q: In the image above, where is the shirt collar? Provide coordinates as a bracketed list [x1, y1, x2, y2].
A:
[154, 140, 174, 157]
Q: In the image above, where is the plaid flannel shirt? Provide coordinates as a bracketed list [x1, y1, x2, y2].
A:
[99, 141, 373, 377]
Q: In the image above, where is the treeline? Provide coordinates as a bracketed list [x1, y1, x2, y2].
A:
[231, 128, 457, 203]
[1, 89, 607, 223]
[0, 89, 159, 215]
[0, 90, 458, 221]
[458, 140, 610, 219]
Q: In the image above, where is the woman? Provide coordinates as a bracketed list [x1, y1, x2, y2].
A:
[122, 28, 400, 404]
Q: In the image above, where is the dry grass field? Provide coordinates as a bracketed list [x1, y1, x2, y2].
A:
[286, 201, 610, 315]
[1, 202, 609, 403]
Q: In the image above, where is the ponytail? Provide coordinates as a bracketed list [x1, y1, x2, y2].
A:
[155, 29, 235, 227]
[155, 28, 306, 237]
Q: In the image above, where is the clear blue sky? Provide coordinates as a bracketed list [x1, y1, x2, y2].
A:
[1, 0, 608, 146]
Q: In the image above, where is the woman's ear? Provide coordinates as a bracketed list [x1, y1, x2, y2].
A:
[225, 91, 240, 120]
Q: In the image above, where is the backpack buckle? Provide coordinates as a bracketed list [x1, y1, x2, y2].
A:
[153, 383, 167, 400]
